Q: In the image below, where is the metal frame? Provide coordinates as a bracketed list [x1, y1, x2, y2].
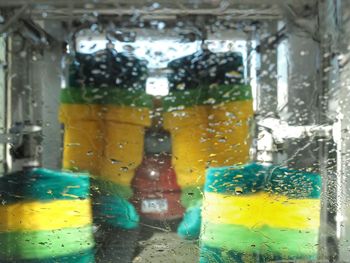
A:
[0, 36, 5, 174]
[1, 1, 349, 261]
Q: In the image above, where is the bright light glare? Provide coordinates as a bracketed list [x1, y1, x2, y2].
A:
[77, 39, 199, 68]
[77, 39, 247, 68]
[146, 77, 169, 96]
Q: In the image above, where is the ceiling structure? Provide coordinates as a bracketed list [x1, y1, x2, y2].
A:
[0, 0, 318, 54]
[0, 0, 317, 20]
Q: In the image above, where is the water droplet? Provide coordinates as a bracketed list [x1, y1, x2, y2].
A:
[235, 187, 243, 194]
[120, 167, 129, 172]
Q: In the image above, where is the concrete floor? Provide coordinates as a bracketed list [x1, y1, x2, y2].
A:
[133, 232, 200, 263]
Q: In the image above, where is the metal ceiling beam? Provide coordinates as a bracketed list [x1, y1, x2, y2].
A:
[0, 0, 316, 17]
[0, 0, 316, 7]
[29, 8, 282, 21]
[30, 8, 281, 16]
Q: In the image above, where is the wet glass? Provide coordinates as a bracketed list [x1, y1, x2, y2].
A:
[0, 1, 347, 262]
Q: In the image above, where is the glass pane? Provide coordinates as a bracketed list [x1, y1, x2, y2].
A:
[0, 1, 346, 262]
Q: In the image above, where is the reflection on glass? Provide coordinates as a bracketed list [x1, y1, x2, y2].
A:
[0, 1, 346, 262]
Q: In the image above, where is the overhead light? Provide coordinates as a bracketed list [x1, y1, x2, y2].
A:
[146, 76, 169, 96]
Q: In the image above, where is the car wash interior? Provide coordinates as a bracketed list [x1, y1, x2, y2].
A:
[0, 0, 349, 262]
